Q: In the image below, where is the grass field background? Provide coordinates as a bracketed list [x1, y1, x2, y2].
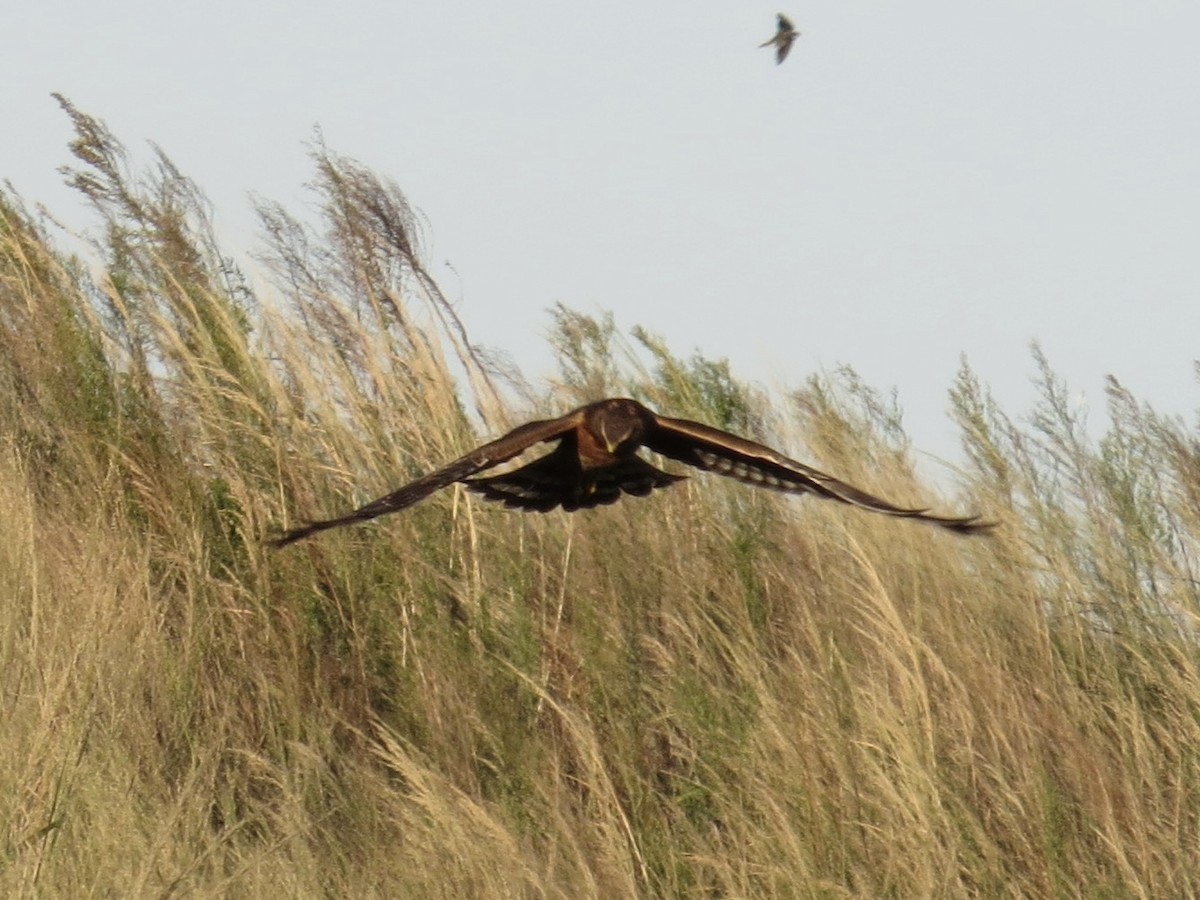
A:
[3, 100, 1199, 897]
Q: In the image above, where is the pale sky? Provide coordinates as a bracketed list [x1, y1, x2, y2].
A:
[6, 1, 1199, 459]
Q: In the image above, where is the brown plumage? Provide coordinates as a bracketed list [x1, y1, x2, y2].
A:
[760, 13, 800, 65]
[271, 398, 995, 546]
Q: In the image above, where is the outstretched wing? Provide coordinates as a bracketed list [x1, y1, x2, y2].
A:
[641, 413, 994, 535]
[271, 410, 584, 546]
[777, 13, 794, 33]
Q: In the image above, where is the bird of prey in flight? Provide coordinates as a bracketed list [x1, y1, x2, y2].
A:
[271, 398, 994, 546]
[760, 13, 800, 64]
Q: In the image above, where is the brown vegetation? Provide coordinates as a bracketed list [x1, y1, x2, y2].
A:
[2, 101, 1199, 897]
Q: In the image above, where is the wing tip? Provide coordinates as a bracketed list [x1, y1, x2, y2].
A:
[268, 516, 353, 547]
[268, 524, 313, 548]
[930, 514, 1000, 536]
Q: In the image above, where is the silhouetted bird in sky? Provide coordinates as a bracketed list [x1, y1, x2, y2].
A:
[271, 398, 995, 546]
[760, 13, 800, 64]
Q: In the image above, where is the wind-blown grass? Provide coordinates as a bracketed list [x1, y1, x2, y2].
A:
[2, 100, 1199, 897]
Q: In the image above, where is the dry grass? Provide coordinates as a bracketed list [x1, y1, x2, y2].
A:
[3, 101, 1199, 898]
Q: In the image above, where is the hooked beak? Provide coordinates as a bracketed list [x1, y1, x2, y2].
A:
[600, 423, 619, 454]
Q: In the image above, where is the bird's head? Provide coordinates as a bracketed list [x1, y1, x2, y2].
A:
[591, 398, 650, 455]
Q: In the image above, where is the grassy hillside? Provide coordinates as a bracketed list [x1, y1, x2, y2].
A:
[3, 101, 1199, 898]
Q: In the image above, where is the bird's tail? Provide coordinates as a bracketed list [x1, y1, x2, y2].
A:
[467, 455, 685, 512]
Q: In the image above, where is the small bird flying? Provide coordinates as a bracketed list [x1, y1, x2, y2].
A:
[271, 398, 995, 546]
[760, 13, 800, 64]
